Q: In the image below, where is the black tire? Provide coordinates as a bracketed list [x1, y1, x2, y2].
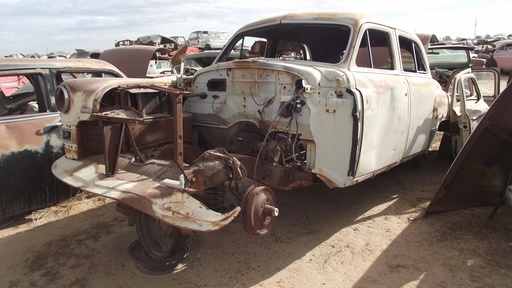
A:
[128, 239, 188, 275]
[135, 211, 188, 259]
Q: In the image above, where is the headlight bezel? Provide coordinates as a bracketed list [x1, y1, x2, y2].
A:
[55, 86, 70, 113]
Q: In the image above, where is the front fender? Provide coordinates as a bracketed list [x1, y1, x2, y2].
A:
[51, 155, 240, 232]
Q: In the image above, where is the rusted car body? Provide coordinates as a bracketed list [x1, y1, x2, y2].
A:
[99, 45, 197, 78]
[51, 12, 498, 272]
[0, 58, 125, 222]
[99, 46, 173, 78]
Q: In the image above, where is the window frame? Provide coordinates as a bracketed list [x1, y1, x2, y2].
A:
[398, 35, 428, 74]
[354, 26, 395, 71]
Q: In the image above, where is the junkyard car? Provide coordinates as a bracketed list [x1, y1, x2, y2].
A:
[424, 44, 500, 159]
[51, 12, 498, 273]
[169, 36, 187, 48]
[427, 44, 481, 87]
[68, 48, 101, 59]
[187, 30, 230, 50]
[99, 45, 175, 78]
[0, 58, 125, 221]
[491, 39, 512, 72]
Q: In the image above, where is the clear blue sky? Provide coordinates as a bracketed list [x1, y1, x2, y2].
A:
[1, 0, 509, 56]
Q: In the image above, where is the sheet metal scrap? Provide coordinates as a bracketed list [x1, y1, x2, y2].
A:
[425, 83, 512, 215]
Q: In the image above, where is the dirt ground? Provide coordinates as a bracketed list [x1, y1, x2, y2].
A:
[1, 152, 511, 288]
[1, 75, 511, 288]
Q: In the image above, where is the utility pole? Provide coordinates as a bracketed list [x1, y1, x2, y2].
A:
[474, 17, 478, 39]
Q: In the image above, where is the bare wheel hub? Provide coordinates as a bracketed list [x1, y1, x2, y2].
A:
[241, 184, 279, 236]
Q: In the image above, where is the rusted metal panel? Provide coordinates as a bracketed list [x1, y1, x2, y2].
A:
[52, 155, 240, 231]
[416, 33, 440, 50]
[425, 83, 512, 215]
[235, 154, 316, 190]
[58, 78, 179, 160]
[0, 58, 125, 75]
[0, 114, 73, 220]
[0, 59, 125, 221]
[99, 46, 171, 78]
[173, 94, 184, 167]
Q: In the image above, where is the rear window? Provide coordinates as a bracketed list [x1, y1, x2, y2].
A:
[427, 48, 470, 68]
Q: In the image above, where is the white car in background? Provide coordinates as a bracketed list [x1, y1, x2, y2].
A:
[187, 30, 230, 50]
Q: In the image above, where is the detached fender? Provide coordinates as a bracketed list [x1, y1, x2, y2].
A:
[52, 155, 240, 231]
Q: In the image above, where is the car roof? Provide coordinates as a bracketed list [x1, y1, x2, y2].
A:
[493, 39, 512, 48]
[234, 12, 404, 34]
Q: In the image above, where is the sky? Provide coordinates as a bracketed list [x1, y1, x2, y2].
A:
[1, 0, 510, 57]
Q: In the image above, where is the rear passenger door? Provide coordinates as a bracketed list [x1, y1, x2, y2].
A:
[0, 71, 73, 221]
[397, 34, 440, 157]
[351, 26, 409, 177]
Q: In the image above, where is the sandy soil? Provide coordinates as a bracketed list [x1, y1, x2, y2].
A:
[1, 153, 511, 288]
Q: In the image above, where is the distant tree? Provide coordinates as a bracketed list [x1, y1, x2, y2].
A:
[485, 34, 492, 39]
[475, 35, 482, 39]
[442, 35, 452, 42]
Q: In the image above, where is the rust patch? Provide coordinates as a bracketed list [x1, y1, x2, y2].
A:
[235, 154, 316, 190]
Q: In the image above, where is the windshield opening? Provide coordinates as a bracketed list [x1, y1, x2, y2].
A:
[217, 23, 351, 64]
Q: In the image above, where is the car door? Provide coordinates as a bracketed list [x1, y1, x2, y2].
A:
[350, 26, 409, 177]
[0, 71, 73, 221]
[397, 33, 443, 157]
[470, 67, 501, 105]
[446, 68, 495, 155]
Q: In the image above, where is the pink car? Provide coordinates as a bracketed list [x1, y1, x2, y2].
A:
[492, 39, 512, 72]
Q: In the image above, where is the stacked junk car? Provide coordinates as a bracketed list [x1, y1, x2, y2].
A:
[50, 12, 507, 274]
